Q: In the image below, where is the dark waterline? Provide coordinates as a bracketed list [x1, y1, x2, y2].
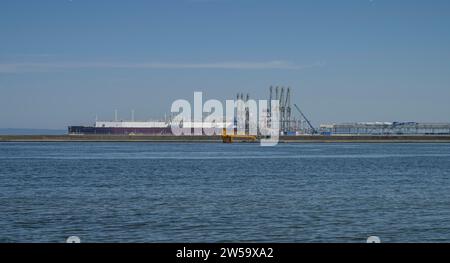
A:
[1, 142, 450, 243]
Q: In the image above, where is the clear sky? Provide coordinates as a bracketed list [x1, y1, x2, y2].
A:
[1, 0, 450, 129]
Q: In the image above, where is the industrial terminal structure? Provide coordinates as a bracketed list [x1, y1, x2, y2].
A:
[68, 86, 450, 136]
[261, 86, 316, 135]
[319, 122, 450, 135]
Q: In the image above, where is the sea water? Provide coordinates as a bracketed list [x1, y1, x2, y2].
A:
[1, 142, 450, 243]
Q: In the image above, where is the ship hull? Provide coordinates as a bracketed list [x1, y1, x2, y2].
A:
[68, 126, 174, 135]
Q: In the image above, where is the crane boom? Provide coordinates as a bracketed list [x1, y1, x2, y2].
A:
[293, 104, 317, 134]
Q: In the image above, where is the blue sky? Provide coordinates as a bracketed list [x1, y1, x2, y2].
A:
[1, 0, 450, 129]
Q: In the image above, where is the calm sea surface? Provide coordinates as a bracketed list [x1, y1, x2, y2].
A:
[1, 142, 450, 243]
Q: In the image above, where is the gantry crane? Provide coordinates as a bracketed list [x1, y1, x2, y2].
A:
[294, 104, 317, 134]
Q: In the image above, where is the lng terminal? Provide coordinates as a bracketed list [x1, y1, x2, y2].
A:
[68, 87, 450, 137]
[2, 87, 450, 142]
[67, 120, 450, 137]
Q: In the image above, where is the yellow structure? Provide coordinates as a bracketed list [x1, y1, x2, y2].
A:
[221, 128, 257, 143]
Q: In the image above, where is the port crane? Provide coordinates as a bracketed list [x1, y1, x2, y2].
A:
[293, 104, 318, 134]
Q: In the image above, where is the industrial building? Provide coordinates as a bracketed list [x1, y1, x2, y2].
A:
[319, 122, 450, 135]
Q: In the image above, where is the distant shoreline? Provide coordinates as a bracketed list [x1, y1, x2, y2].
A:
[1, 135, 450, 143]
[0, 129, 66, 136]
